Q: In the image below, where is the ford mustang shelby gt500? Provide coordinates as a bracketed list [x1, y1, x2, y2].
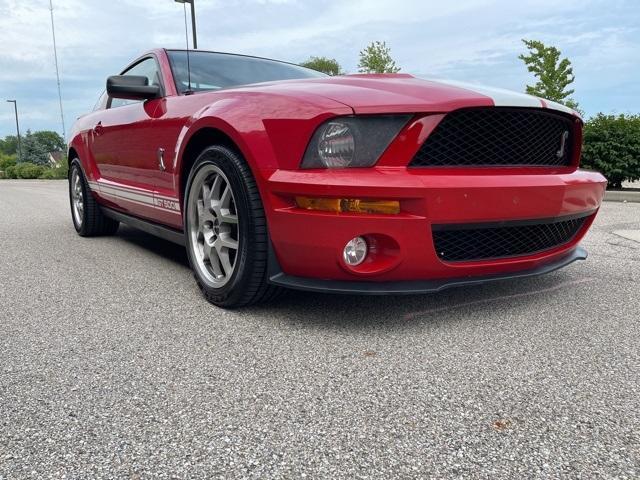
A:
[68, 49, 606, 307]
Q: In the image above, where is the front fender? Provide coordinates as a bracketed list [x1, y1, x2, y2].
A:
[173, 92, 352, 212]
[67, 122, 99, 181]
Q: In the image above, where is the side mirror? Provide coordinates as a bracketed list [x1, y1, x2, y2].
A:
[106, 75, 161, 101]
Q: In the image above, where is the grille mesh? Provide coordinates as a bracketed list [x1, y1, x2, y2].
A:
[410, 108, 574, 167]
[432, 214, 589, 262]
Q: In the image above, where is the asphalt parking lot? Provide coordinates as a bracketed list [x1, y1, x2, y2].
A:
[1, 180, 638, 479]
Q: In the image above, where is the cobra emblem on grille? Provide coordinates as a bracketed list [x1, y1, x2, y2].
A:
[556, 130, 569, 158]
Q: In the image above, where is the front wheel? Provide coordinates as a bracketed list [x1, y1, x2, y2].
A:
[184, 145, 282, 308]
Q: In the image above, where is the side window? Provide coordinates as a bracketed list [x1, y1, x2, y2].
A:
[109, 57, 163, 109]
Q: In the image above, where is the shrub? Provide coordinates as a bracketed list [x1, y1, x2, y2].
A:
[55, 156, 69, 178]
[581, 113, 640, 189]
[39, 169, 59, 179]
[15, 163, 45, 179]
[39, 166, 68, 179]
[0, 155, 68, 180]
[4, 165, 18, 179]
[0, 153, 16, 171]
[0, 154, 16, 178]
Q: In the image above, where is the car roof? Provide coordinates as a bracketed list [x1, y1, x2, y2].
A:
[151, 48, 314, 70]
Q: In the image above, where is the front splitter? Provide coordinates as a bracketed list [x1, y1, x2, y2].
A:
[268, 246, 588, 295]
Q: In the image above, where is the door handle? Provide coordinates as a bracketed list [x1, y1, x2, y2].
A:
[93, 122, 104, 136]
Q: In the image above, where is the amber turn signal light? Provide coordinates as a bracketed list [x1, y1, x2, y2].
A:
[295, 197, 400, 215]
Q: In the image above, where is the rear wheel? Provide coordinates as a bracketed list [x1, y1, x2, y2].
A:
[69, 159, 119, 236]
[184, 145, 282, 308]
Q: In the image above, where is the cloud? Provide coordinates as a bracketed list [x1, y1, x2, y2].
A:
[0, 0, 638, 137]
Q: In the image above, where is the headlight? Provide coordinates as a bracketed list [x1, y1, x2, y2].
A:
[301, 115, 411, 168]
[317, 121, 356, 167]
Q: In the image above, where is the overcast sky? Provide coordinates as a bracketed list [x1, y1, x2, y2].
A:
[0, 0, 638, 139]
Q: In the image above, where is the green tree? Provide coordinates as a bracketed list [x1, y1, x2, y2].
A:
[519, 39, 578, 109]
[21, 130, 52, 166]
[358, 41, 400, 74]
[300, 56, 342, 75]
[581, 113, 640, 189]
[1, 131, 64, 164]
[31, 130, 65, 153]
[0, 135, 19, 156]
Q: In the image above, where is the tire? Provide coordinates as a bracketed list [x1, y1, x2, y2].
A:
[69, 159, 119, 236]
[184, 145, 283, 308]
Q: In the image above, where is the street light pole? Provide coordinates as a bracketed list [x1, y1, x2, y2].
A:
[175, 0, 197, 49]
[6, 100, 22, 163]
[190, 0, 197, 49]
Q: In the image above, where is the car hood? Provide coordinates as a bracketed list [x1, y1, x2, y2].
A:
[240, 74, 578, 117]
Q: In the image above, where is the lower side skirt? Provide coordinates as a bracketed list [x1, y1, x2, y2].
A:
[268, 246, 588, 295]
[102, 207, 185, 246]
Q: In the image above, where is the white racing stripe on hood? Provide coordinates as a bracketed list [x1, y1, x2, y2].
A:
[429, 78, 542, 107]
[541, 98, 577, 116]
[425, 78, 578, 117]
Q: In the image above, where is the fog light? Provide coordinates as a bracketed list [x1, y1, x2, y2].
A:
[343, 236, 368, 266]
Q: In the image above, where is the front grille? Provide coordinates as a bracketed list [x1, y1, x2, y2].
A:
[432, 213, 590, 262]
[410, 108, 575, 167]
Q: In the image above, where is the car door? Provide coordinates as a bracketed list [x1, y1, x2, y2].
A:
[89, 56, 165, 221]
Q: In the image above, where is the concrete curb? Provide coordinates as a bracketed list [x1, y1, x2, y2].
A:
[604, 190, 640, 203]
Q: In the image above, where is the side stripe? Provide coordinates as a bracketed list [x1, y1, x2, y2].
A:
[86, 180, 181, 214]
[100, 190, 165, 212]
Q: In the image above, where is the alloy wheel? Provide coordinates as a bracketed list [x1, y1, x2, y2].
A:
[71, 168, 84, 227]
[187, 165, 240, 287]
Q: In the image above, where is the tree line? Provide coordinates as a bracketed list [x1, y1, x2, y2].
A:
[0, 130, 68, 179]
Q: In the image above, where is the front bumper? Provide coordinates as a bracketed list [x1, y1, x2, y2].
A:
[269, 246, 587, 294]
[264, 167, 606, 285]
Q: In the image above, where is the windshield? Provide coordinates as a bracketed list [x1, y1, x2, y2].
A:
[167, 50, 326, 94]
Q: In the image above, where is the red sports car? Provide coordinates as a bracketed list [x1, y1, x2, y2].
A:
[68, 48, 606, 307]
